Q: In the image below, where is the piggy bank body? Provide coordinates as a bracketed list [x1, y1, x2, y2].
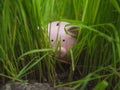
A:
[48, 21, 77, 59]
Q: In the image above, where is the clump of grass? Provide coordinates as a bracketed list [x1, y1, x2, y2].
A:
[0, 0, 120, 89]
[0, 0, 56, 84]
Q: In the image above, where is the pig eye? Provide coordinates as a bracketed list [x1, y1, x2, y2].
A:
[56, 22, 60, 26]
[62, 39, 65, 42]
[51, 39, 54, 42]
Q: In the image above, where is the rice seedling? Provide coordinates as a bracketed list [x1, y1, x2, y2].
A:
[0, 0, 120, 89]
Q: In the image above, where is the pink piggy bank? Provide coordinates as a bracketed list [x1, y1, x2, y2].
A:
[48, 21, 77, 59]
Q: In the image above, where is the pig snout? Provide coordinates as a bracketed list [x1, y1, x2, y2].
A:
[57, 47, 67, 58]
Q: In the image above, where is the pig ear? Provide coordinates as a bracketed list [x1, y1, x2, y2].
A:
[67, 26, 79, 36]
